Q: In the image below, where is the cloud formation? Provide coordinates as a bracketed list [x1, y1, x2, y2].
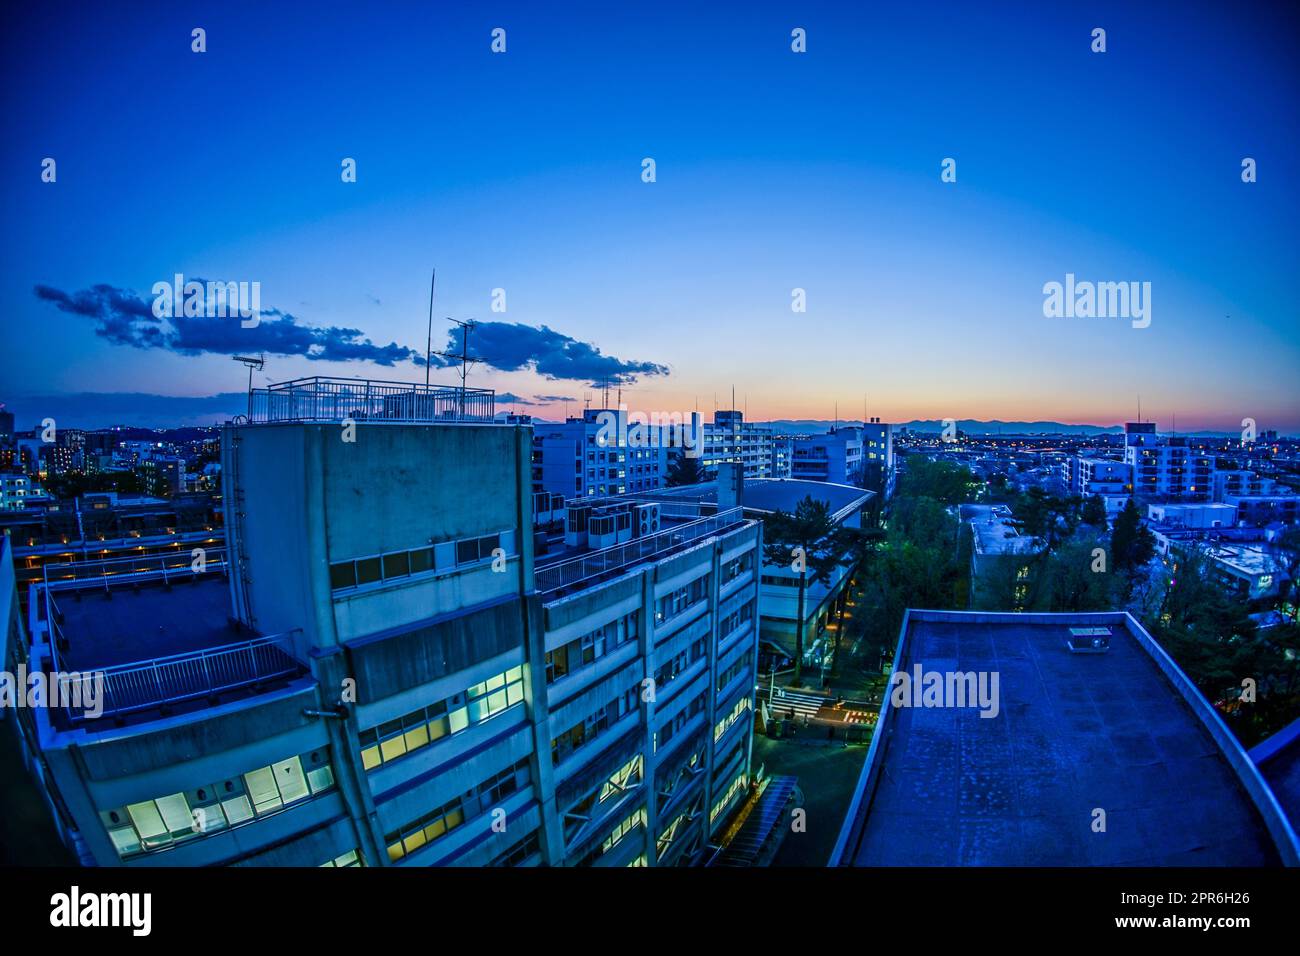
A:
[35, 284, 671, 386]
[35, 284, 416, 366]
[436, 321, 669, 387]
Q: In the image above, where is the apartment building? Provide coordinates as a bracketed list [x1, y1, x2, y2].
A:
[1123, 423, 1215, 501]
[533, 408, 670, 499]
[700, 410, 777, 480]
[791, 428, 863, 485]
[6, 377, 761, 868]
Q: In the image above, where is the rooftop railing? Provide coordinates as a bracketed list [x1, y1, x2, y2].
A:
[535, 507, 747, 594]
[42, 548, 229, 591]
[246, 377, 496, 424]
[53, 632, 304, 725]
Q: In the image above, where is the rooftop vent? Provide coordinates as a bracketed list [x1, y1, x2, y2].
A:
[1066, 626, 1111, 654]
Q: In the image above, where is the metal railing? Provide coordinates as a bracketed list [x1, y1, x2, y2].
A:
[247, 377, 496, 424]
[42, 548, 229, 591]
[535, 508, 746, 594]
[54, 632, 304, 724]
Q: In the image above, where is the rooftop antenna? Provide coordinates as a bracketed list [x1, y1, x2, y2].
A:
[424, 268, 436, 388]
[584, 392, 592, 413]
[233, 354, 265, 418]
[432, 318, 480, 419]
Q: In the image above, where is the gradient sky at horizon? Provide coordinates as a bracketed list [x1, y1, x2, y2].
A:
[2, 0, 1298, 432]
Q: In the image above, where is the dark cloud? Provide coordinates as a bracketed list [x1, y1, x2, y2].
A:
[35, 284, 671, 385]
[35, 283, 417, 366]
[533, 394, 577, 403]
[442, 321, 669, 386]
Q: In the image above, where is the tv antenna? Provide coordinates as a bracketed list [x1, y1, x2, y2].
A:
[424, 269, 436, 387]
[233, 354, 265, 417]
[432, 318, 481, 418]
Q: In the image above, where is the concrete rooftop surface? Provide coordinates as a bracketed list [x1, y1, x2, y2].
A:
[54, 575, 248, 671]
[835, 610, 1297, 866]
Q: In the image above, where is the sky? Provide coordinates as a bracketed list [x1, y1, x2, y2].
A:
[2, 0, 1298, 433]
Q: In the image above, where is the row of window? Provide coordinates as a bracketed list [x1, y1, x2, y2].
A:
[716, 650, 753, 694]
[360, 666, 526, 771]
[489, 831, 540, 867]
[714, 695, 751, 743]
[101, 750, 336, 859]
[545, 613, 638, 685]
[656, 575, 711, 624]
[653, 636, 707, 693]
[657, 691, 706, 752]
[710, 772, 748, 823]
[328, 531, 508, 592]
[719, 601, 755, 639]
[551, 686, 640, 765]
[321, 849, 364, 867]
[385, 758, 530, 863]
[563, 753, 645, 843]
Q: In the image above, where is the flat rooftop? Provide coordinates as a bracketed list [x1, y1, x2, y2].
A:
[964, 504, 1039, 556]
[645, 478, 872, 523]
[835, 611, 1296, 866]
[54, 575, 251, 671]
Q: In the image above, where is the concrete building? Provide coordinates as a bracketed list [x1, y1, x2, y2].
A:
[533, 408, 671, 499]
[1062, 455, 1130, 496]
[1124, 423, 1215, 501]
[1146, 502, 1238, 530]
[858, 419, 896, 499]
[700, 410, 777, 480]
[791, 428, 863, 486]
[832, 610, 1300, 866]
[1224, 494, 1300, 527]
[629, 475, 872, 671]
[5, 377, 762, 868]
[770, 436, 793, 480]
[965, 504, 1043, 610]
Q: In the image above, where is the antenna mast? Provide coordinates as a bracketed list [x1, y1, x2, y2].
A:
[425, 269, 436, 387]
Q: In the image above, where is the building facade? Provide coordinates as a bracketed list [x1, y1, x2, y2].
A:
[7, 378, 761, 868]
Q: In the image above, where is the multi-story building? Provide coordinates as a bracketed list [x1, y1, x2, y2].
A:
[1224, 494, 1300, 526]
[791, 428, 863, 485]
[1, 474, 31, 511]
[770, 436, 793, 480]
[5, 377, 761, 868]
[1124, 423, 1215, 501]
[534, 408, 670, 499]
[858, 419, 896, 499]
[700, 411, 777, 480]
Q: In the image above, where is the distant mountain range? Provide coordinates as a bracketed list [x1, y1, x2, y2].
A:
[762, 420, 1260, 438]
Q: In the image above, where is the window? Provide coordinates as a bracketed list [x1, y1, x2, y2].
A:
[386, 797, 466, 863]
[489, 832, 540, 867]
[329, 533, 510, 593]
[714, 695, 751, 742]
[321, 849, 364, 867]
[100, 750, 336, 859]
[359, 667, 524, 771]
[544, 614, 637, 684]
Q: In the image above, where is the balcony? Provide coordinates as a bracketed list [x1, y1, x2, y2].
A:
[246, 377, 496, 425]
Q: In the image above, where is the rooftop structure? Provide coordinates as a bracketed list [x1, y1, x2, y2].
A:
[832, 610, 1299, 866]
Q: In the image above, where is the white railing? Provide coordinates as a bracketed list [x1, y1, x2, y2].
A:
[248, 377, 496, 424]
[536, 508, 746, 594]
[55, 632, 303, 724]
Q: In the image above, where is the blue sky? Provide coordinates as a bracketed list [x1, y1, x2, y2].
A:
[2, 0, 1297, 431]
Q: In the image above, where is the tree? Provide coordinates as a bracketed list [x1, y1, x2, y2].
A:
[1081, 493, 1107, 528]
[761, 496, 850, 680]
[1109, 497, 1156, 597]
[665, 453, 703, 487]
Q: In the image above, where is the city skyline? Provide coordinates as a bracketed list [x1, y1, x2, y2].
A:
[3, 2, 1298, 432]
